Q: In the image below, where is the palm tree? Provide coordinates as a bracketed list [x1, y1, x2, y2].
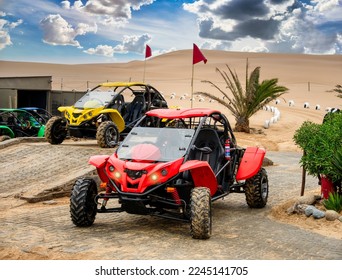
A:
[197, 60, 288, 133]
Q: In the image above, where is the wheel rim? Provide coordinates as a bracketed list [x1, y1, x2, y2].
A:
[53, 122, 66, 139]
[106, 126, 118, 146]
[261, 177, 268, 201]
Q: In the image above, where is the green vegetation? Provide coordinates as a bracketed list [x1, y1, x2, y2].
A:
[293, 113, 342, 183]
[322, 192, 342, 213]
[197, 59, 288, 133]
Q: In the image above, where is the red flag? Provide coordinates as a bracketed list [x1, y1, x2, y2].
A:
[145, 44, 152, 58]
[193, 43, 207, 64]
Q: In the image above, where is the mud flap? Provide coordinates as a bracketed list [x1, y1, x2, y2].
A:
[236, 147, 266, 181]
[180, 160, 217, 195]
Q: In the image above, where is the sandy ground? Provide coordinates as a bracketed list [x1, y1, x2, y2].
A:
[0, 50, 341, 253]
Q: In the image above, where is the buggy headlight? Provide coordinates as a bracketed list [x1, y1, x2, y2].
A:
[65, 111, 70, 119]
[151, 174, 158, 181]
[114, 171, 121, 179]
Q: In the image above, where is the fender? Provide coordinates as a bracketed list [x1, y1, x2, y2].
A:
[99, 109, 125, 132]
[180, 160, 217, 195]
[37, 125, 45, 137]
[0, 125, 15, 138]
[89, 155, 110, 168]
[89, 155, 110, 183]
[236, 147, 265, 181]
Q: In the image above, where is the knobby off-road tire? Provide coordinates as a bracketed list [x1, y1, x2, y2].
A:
[45, 116, 67, 144]
[245, 168, 269, 208]
[190, 187, 212, 239]
[96, 121, 119, 148]
[70, 178, 98, 227]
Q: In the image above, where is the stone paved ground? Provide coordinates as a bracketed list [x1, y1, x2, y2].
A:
[0, 140, 341, 260]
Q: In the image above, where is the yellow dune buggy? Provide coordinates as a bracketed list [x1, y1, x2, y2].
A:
[45, 82, 168, 148]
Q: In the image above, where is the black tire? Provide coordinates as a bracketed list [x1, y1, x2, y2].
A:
[0, 135, 11, 142]
[190, 187, 212, 239]
[45, 116, 67, 144]
[70, 178, 98, 227]
[96, 121, 119, 148]
[245, 168, 269, 208]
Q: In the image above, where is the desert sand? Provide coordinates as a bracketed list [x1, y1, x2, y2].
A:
[1, 50, 341, 152]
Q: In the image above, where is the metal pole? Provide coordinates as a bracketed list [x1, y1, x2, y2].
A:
[191, 64, 194, 108]
[300, 150, 306, 196]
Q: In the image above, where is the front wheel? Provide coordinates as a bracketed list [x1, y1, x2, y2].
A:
[245, 168, 269, 208]
[96, 121, 119, 148]
[70, 178, 98, 227]
[190, 187, 212, 239]
[45, 116, 67, 144]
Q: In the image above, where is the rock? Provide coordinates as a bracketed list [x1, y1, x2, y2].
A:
[296, 204, 309, 214]
[262, 157, 273, 166]
[296, 194, 320, 205]
[312, 208, 325, 219]
[325, 210, 340, 221]
[305, 205, 316, 217]
[338, 216, 342, 223]
[286, 203, 297, 215]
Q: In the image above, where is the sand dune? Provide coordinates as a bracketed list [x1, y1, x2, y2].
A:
[1, 50, 341, 151]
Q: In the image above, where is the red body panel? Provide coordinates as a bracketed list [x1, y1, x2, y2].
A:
[146, 108, 221, 119]
[89, 155, 110, 168]
[235, 147, 265, 181]
[180, 160, 217, 195]
[106, 156, 184, 193]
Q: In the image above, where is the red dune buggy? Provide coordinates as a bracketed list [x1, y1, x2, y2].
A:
[70, 108, 269, 239]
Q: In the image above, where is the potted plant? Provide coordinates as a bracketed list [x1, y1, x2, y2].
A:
[293, 112, 342, 198]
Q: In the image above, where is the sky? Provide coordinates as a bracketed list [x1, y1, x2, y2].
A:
[0, 0, 341, 63]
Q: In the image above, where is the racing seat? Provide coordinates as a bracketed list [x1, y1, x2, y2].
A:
[124, 95, 146, 123]
[189, 128, 225, 174]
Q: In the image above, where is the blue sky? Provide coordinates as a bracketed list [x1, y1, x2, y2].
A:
[0, 0, 341, 63]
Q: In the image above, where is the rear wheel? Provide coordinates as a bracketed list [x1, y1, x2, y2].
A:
[45, 116, 67, 144]
[96, 121, 119, 148]
[190, 187, 212, 239]
[245, 168, 269, 208]
[70, 178, 98, 227]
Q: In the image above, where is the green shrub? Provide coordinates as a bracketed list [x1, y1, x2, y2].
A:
[322, 192, 342, 213]
[293, 113, 342, 182]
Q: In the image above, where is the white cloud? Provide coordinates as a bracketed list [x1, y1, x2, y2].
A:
[84, 44, 115, 56]
[183, 0, 342, 54]
[61, 0, 155, 26]
[0, 13, 23, 50]
[84, 33, 152, 57]
[113, 33, 151, 54]
[40, 14, 97, 48]
[312, 0, 339, 12]
[0, 29, 11, 50]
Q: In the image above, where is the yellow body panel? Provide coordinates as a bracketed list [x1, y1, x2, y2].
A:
[99, 82, 147, 88]
[58, 106, 125, 132]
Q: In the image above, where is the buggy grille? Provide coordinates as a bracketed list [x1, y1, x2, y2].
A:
[125, 169, 146, 180]
[73, 113, 82, 118]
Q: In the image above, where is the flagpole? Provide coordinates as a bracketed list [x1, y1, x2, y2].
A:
[143, 58, 147, 83]
[191, 63, 194, 108]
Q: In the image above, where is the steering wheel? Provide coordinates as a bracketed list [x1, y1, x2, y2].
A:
[21, 120, 31, 130]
